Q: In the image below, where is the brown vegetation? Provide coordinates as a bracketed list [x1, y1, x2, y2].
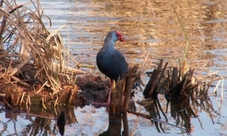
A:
[0, 0, 84, 108]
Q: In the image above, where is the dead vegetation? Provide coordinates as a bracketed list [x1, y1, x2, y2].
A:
[0, 0, 84, 108]
[127, 60, 223, 134]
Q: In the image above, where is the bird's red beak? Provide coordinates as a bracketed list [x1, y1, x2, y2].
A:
[116, 31, 125, 42]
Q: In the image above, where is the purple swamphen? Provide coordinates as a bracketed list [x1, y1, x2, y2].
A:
[92, 31, 128, 106]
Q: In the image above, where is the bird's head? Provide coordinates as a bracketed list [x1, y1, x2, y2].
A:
[115, 31, 125, 42]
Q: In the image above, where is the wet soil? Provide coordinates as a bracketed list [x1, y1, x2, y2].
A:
[75, 74, 110, 106]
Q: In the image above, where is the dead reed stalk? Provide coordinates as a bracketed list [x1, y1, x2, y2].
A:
[0, 0, 83, 95]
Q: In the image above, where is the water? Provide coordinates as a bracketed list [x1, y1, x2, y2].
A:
[1, 0, 227, 135]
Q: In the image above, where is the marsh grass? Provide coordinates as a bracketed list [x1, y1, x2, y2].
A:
[0, 0, 83, 94]
[172, 7, 224, 100]
[173, 8, 190, 75]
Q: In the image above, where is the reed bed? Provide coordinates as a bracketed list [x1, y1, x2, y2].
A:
[0, 0, 83, 108]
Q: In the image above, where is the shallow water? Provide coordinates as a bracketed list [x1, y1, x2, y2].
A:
[1, 0, 227, 135]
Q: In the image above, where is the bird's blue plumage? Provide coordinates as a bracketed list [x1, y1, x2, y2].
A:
[96, 31, 128, 81]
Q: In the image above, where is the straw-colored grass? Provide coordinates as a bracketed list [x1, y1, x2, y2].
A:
[0, 0, 83, 94]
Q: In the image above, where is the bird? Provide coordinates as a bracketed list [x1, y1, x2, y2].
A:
[92, 30, 128, 106]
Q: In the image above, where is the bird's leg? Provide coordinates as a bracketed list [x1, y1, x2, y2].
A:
[111, 79, 115, 90]
[111, 79, 117, 113]
[91, 78, 113, 107]
[106, 79, 114, 105]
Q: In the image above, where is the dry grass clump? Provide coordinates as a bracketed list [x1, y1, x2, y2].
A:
[129, 59, 223, 134]
[0, 0, 83, 94]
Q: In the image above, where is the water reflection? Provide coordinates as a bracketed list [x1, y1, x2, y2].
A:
[57, 112, 66, 136]
[69, 0, 227, 75]
[0, 105, 76, 136]
[0, 92, 222, 136]
[134, 85, 221, 135]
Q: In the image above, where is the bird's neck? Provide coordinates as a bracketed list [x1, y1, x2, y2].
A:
[104, 37, 116, 50]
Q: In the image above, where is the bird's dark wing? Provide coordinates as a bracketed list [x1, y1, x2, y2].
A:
[106, 50, 128, 80]
[96, 48, 128, 81]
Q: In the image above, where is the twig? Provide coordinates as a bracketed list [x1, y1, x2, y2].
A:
[127, 110, 151, 119]
[36, 81, 48, 93]
[140, 49, 151, 72]
[26, 94, 31, 106]
[8, 56, 31, 76]
[19, 92, 25, 106]
[3, 97, 16, 110]
[54, 95, 58, 107]
[11, 76, 30, 87]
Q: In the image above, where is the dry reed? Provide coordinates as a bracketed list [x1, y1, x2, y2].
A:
[0, 0, 83, 95]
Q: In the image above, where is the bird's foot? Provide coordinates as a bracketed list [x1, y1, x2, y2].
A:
[92, 86, 112, 107]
